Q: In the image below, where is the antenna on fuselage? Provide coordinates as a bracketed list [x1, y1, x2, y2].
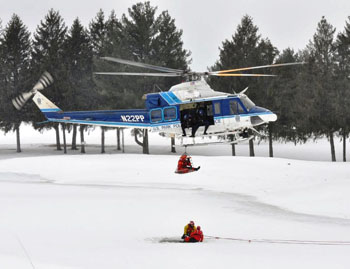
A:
[238, 87, 249, 96]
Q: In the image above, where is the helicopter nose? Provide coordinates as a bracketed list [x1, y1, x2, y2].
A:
[261, 111, 277, 122]
[249, 106, 277, 123]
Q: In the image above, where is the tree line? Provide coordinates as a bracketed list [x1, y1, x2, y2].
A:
[0, 2, 349, 161]
[210, 15, 350, 162]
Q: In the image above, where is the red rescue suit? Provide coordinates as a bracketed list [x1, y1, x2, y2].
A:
[184, 226, 204, 242]
[176, 154, 199, 174]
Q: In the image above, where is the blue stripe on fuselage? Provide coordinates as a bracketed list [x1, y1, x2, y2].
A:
[41, 108, 61, 112]
[159, 92, 175, 105]
[45, 111, 274, 128]
[167, 92, 182, 103]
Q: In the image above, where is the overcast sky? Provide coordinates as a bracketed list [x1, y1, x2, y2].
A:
[1, 0, 350, 71]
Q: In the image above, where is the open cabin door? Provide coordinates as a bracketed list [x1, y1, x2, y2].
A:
[179, 101, 215, 135]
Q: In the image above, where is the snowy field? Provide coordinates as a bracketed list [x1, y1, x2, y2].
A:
[0, 125, 350, 269]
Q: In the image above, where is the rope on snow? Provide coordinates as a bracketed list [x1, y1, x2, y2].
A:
[205, 235, 350, 246]
[15, 234, 36, 269]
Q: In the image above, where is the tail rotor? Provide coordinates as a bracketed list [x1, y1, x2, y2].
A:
[12, 71, 54, 110]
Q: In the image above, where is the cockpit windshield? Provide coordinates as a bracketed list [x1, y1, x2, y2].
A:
[239, 95, 255, 111]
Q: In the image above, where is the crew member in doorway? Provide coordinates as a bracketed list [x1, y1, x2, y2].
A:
[181, 112, 191, 136]
[190, 107, 201, 137]
[184, 226, 204, 242]
[199, 107, 210, 135]
[190, 106, 209, 137]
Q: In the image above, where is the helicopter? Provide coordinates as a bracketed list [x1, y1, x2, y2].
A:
[12, 58, 301, 146]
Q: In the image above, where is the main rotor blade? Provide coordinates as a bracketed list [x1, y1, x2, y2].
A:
[94, 72, 182, 77]
[210, 73, 277, 77]
[213, 62, 304, 74]
[100, 57, 184, 73]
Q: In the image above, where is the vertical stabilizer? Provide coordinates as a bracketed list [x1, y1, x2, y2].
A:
[32, 92, 61, 112]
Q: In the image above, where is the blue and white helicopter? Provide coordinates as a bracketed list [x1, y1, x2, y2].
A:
[12, 58, 300, 146]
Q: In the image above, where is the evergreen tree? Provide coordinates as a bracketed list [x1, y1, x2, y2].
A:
[120, 2, 160, 154]
[104, 10, 123, 56]
[255, 37, 278, 157]
[307, 16, 338, 161]
[270, 49, 303, 142]
[63, 18, 97, 149]
[152, 10, 191, 90]
[210, 15, 261, 95]
[210, 15, 278, 156]
[0, 14, 32, 152]
[122, 1, 158, 61]
[0, 18, 4, 128]
[91, 4, 191, 154]
[32, 9, 67, 150]
[63, 18, 96, 110]
[89, 9, 107, 56]
[91, 10, 127, 110]
[335, 16, 350, 161]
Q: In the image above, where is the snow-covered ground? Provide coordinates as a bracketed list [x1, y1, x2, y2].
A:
[0, 125, 349, 269]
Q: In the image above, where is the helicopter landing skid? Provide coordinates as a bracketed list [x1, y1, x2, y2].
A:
[179, 132, 254, 147]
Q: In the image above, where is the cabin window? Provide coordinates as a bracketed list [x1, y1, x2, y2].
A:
[214, 102, 221, 115]
[150, 109, 162, 123]
[163, 107, 177, 121]
[229, 100, 244, 115]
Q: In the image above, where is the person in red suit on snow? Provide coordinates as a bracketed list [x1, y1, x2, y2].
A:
[176, 154, 200, 174]
[184, 226, 204, 242]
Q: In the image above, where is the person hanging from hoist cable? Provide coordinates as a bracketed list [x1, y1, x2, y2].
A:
[175, 153, 200, 174]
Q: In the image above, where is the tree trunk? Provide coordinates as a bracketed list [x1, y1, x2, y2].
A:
[249, 139, 255, 157]
[268, 123, 273, 158]
[143, 129, 149, 154]
[329, 131, 336, 162]
[231, 144, 236, 156]
[134, 129, 149, 154]
[122, 128, 125, 153]
[54, 124, 62, 150]
[15, 124, 21, 153]
[101, 127, 105, 154]
[80, 125, 86, 154]
[62, 124, 67, 154]
[71, 125, 78, 150]
[117, 128, 121, 150]
[171, 137, 176, 153]
[342, 131, 347, 162]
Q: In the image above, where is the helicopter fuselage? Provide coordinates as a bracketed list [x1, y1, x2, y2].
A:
[33, 80, 277, 144]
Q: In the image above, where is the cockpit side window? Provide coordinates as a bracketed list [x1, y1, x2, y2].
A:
[229, 100, 244, 114]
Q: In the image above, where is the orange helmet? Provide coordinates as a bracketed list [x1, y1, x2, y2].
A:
[181, 154, 187, 160]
